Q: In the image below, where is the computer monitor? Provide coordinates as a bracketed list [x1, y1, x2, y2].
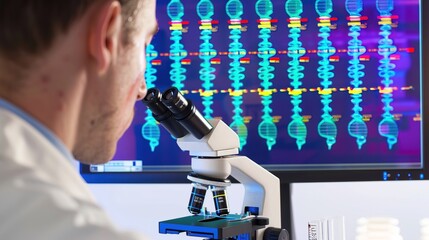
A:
[81, 0, 427, 184]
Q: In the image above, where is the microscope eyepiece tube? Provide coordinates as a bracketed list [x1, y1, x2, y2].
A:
[188, 183, 207, 215]
[142, 88, 188, 138]
[142, 88, 167, 116]
[210, 186, 229, 216]
[161, 87, 188, 115]
[161, 87, 212, 139]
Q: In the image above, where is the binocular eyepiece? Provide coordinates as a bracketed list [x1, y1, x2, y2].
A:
[142, 87, 213, 139]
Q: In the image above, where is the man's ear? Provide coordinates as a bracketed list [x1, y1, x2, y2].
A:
[88, 1, 122, 75]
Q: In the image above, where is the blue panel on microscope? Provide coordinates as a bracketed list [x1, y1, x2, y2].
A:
[159, 214, 255, 239]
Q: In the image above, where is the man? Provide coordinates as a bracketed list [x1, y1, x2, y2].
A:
[0, 0, 157, 239]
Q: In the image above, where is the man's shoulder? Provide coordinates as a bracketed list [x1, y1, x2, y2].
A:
[0, 107, 66, 171]
[0, 164, 149, 240]
[0, 107, 97, 201]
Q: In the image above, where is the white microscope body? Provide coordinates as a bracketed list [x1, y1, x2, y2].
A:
[142, 87, 286, 240]
[178, 118, 282, 240]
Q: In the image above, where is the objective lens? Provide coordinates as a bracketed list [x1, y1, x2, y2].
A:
[188, 183, 207, 215]
[142, 88, 188, 138]
[161, 87, 212, 139]
[211, 186, 229, 216]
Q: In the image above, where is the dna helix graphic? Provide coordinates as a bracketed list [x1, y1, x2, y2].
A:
[377, 0, 398, 149]
[315, 0, 337, 150]
[285, 0, 307, 150]
[226, 0, 248, 150]
[197, 0, 217, 119]
[346, 0, 368, 149]
[256, 0, 278, 150]
[142, 44, 161, 151]
[168, 0, 188, 90]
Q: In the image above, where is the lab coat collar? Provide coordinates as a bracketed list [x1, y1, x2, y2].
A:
[0, 98, 76, 165]
[0, 106, 96, 203]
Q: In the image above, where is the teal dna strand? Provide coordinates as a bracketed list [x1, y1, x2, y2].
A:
[168, 0, 187, 90]
[346, 0, 367, 149]
[141, 44, 161, 152]
[377, 0, 398, 149]
[197, 0, 216, 119]
[285, 0, 307, 150]
[256, 0, 277, 150]
[226, 0, 248, 149]
[315, 0, 337, 150]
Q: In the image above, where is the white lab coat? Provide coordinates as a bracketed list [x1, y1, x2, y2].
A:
[0, 108, 149, 240]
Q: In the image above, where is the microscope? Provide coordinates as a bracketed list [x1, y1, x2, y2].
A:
[142, 87, 289, 240]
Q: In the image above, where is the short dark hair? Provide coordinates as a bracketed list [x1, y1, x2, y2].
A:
[0, 1, 92, 61]
[0, 0, 141, 90]
[2, 0, 142, 60]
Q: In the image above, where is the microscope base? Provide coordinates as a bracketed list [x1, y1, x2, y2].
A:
[159, 214, 267, 240]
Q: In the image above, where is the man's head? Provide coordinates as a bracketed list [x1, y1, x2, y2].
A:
[0, 0, 158, 164]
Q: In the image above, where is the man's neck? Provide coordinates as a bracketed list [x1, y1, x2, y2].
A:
[0, 32, 88, 151]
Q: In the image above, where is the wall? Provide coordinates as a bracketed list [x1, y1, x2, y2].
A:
[89, 181, 429, 240]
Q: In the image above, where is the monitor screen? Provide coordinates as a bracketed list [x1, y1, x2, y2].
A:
[81, 0, 427, 183]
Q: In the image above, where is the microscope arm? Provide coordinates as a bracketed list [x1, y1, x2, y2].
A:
[184, 118, 281, 229]
[228, 155, 281, 229]
[190, 154, 282, 240]
[190, 154, 281, 227]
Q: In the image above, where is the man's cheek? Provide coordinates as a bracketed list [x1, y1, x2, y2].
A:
[123, 71, 143, 105]
[139, 46, 147, 73]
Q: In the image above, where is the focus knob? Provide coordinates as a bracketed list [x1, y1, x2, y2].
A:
[263, 227, 289, 240]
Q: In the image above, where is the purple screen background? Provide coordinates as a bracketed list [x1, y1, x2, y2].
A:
[114, 0, 422, 170]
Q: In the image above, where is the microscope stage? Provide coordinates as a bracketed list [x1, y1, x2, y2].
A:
[159, 214, 265, 239]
